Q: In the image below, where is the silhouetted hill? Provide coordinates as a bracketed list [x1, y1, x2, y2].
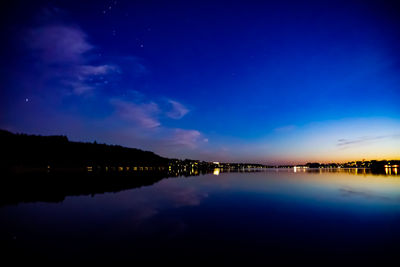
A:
[0, 129, 169, 172]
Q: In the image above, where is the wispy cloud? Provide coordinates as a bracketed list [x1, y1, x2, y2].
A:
[168, 129, 206, 149]
[16, 12, 209, 159]
[25, 24, 118, 95]
[77, 65, 117, 76]
[27, 25, 92, 64]
[166, 100, 189, 119]
[111, 99, 160, 128]
[71, 64, 118, 95]
[337, 134, 400, 148]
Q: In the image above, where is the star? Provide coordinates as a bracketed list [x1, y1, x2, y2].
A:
[25, 98, 29, 102]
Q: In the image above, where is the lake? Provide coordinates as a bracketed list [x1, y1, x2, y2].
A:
[1, 168, 400, 264]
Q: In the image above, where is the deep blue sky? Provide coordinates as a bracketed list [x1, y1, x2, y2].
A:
[1, 0, 399, 163]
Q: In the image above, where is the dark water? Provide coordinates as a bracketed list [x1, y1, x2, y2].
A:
[1, 169, 400, 264]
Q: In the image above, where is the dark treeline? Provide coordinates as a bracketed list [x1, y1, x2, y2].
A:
[0, 129, 169, 172]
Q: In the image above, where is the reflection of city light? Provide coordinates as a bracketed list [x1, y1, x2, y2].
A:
[213, 168, 220, 176]
[294, 166, 297, 173]
[394, 168, 398, 175]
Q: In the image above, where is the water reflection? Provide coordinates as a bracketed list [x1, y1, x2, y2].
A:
[385, 167, 398, 175]
[1, 167, 398, 207]
[1, 169, 400, 264]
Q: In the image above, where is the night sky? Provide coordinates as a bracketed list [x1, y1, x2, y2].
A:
[1, 0, 399, 164]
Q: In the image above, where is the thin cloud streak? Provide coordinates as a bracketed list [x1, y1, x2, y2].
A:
[26, 25, 93, 64]
[111, 99, 161, 129]
[167, 100, 189, 119]
[169, 129, 203, 149]
[25, 24, 118, 95]
[337, 134, 400, 148]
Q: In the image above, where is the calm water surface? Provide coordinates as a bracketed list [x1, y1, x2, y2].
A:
[2, 169, 400, 264]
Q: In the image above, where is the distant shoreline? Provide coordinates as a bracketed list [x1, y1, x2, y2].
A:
[1, 129, 398, 174]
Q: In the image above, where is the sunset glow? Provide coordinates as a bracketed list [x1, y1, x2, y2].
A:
[1, 0, 399, 163]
